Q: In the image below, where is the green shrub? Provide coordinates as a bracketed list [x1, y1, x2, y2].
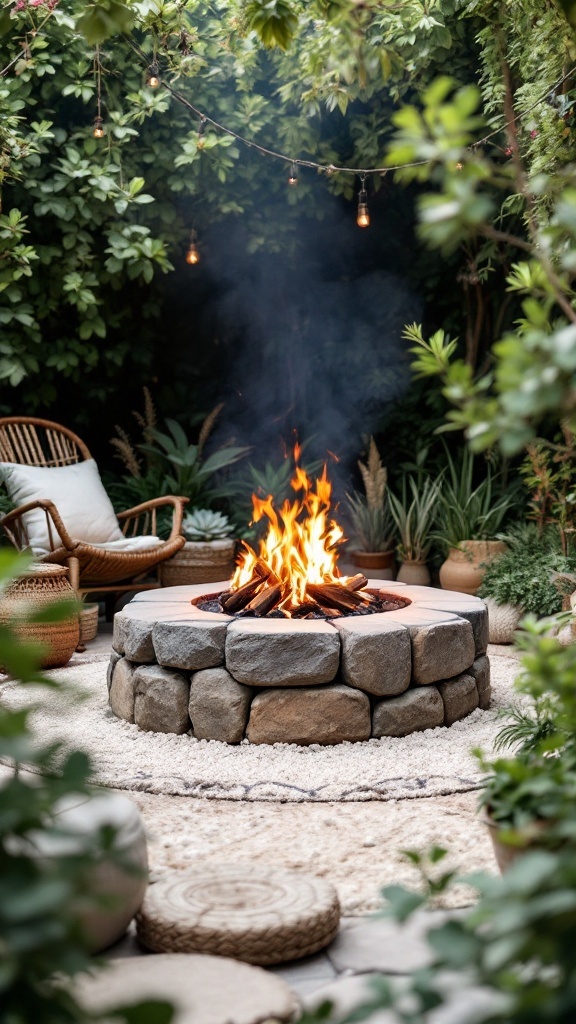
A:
[478, 525, 576, 615]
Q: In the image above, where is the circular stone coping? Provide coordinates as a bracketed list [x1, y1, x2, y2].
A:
[123, 578, 487, 628]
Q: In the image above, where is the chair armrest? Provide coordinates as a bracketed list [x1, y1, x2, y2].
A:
[0, 499, 77, 552]
[117, 495, 189, 541]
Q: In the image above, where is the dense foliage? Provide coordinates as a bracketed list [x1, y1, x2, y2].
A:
[478, 525, 576, 616]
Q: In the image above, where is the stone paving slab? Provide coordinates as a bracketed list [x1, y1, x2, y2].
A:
[326, 909, 463, 975]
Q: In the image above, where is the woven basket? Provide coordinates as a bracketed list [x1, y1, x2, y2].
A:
[79, 602, 99, 644]
[0, 562, 79, 668]
[160, 540, 236, 587]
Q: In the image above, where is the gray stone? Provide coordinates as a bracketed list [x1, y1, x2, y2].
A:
[111, 611, 127, 655]
[246, 684, 370, 745]
[123, 616, 156, 663]
[152, 620, 227, 671]
[74, 952, 298, 1024]
[386, 607, 475, 685]
[437, 673, 479, 726]
[107, 650, 122, 693]
[469, 654, 491, 710]
[326, 910, 461, 974]
[372, 686, 444, 737]
[189, 667, 252, 743]
[389, 586, 489, 657]
[226, 618, 340, 687]
[335, 619, 411, 696]
[133, 664, 190, 734]
[109, 657, 138, 722]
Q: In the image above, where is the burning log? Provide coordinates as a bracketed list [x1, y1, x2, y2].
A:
[220, 577, 264, 614]
[306, 582, 371, 614]
[345, 573, 369, 592]
[291, 601, 325, 618]
[244, 584, 283, 617]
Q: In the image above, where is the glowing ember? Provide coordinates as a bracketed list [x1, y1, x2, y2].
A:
[232, 445, 346, 613]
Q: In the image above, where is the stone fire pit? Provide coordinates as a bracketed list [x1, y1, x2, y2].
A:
[108, 581, 490, 746]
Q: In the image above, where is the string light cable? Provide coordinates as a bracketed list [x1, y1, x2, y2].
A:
[134, 42, 576, 179]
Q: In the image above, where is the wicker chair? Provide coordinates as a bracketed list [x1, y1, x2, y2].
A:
[0, 417, 188, 600]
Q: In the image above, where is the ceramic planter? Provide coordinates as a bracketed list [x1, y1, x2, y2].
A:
[439, 540, 507, 596]
[483, 596, 522, 644]
[396, 560, 430, 586]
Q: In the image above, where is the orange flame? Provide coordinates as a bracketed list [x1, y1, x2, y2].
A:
[232, 451, 346, 611]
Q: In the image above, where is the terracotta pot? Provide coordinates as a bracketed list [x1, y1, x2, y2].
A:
[439, 540, 507, 596]
[396, 560, 430, 586]
[484, 812, 549, 873]
[350, 550, 394, 579]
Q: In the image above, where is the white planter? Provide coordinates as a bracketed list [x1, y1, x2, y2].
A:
[484, 597, 523, 644]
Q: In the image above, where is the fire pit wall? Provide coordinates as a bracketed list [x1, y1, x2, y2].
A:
[108, 581, 490, 746]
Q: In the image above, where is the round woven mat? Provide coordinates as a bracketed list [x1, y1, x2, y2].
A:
[136, 864, 341, 965]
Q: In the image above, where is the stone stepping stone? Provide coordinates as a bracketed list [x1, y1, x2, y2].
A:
[136, 864, 341, 965]
[74, 952, 298, 1024]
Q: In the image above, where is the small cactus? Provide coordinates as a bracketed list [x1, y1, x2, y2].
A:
[182, 508, 234, 542]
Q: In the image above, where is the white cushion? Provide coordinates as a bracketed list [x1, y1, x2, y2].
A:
[87, 535, 162, 552]
[0, 459, 124, 556]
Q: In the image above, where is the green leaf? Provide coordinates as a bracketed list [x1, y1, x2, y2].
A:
[75, 1, 134, 45]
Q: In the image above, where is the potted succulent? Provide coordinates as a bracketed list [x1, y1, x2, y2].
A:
[388, 474, 442, 585]
[160, 509, 236, 586]
[346, 437, 396, 576]
[434, 448, 516, 594]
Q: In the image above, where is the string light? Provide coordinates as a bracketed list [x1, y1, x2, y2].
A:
[92, 45, 105, 138]
[288, 162, 298, 186]
[186, 229, 200, 265]
[146, 61, 161, 88]
[197, 116, 207, 150]
[356, 175, 370, 228]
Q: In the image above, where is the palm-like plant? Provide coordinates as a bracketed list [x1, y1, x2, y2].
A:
[388, 474, 442, 563]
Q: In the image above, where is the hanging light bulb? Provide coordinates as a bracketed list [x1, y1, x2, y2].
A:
[146, 62, 161, 89]
[92, 46, 105, 139]
[186, 230, 200, 265]
[197, 117, 207, 150]
[356, 176, 370, 228]
[288, 162, 298, 186]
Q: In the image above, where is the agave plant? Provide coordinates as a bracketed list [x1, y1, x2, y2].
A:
[388, 474, 442, 563]
[182, 509, 234, 542]
[433, 447, 518, 550]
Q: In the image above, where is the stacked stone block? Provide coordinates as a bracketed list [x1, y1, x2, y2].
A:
[108, 581, 490, 745]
